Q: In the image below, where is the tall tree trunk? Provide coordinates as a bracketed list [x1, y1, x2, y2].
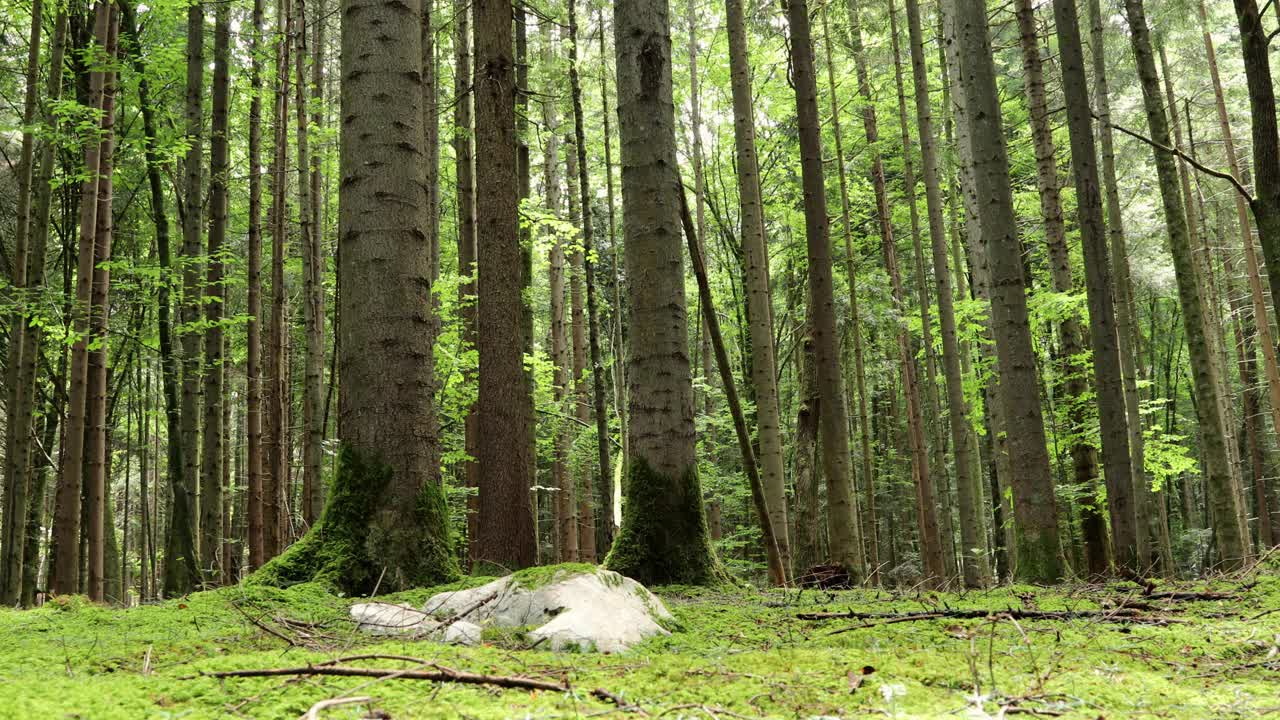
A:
[473, 0, 536, 570]
[784, 0, 864, 580]
[845, 0, 943, 584]
[1232, 0, 1280, 339]
[1200, 0, 1280, 549]
[1121, 0, 1249, 569]
[543, 34, 575, 561]
[85, 6, 119, 602]
[51, 1, 111, 596]
[902, 0, 989, 587]
[200, 0, 229, 584]
[1087, 0, 1170, 571]
[886, 0, 956, 580]
[179, 0, 206, 572]
[567, 0, 610, 564]
[246, 0, 266, 570]
[1014, 0, 1116, 575]
[607, 0, 720, 585]
[296, 0, 324, 530]
[725, 0, 790, 584]
[1053, 0, 1142, 577]
[600, 7, 627, 508]
[818, 1, 877, 583]
[567, 138, 591, 560]
[1, 2, 65, 606]
[261, 0, 458, 593]
[453, 0, 480, 563]
[264, 0, 292, 561]
[955, 0, 1063, 582]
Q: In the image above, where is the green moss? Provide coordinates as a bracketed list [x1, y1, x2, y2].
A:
[250, 445, 459, 595]
[509, 562, 600, 589]
[604, 457, 727, 586]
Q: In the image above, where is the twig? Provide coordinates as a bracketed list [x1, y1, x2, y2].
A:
[1101, 117, 1254, 202]
[231, 599, 300, 647]
[299, 696, 373, 720]
[436, 591, 498, 631]
[201, 664, 571, 693]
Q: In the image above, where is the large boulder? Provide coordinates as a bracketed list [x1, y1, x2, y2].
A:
[350, 566, 674, 652]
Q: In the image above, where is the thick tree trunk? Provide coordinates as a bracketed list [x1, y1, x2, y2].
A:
[955, 0, 1063, 582]
[257, 0, 458, 594]
[473, 0, 536, 571]
[726, 0, 790, 584]
[902, 0, 989, 587]
[1122, 0, 1249, 569]
[606, 0, 720, 585]
[784, 0, 864, 579]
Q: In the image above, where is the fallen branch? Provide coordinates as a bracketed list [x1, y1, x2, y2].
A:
[299, 696, 373, 720]
[798, 607, 1184, 631]
[436, 591, 498, 631]
[202, 663, 570, 693]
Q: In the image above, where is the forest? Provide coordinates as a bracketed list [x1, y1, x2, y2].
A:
[1, 0, 1279, 715]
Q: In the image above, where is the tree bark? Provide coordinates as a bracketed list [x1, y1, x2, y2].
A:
[1121, 0, 1249, 569]
[473, 0, 536, 571]
[246, 0, 266, 570]
[784, 0, 864, 580]
[902, 0, 989, 587]
[297, 0, 325, 530]
[607, 0, 720, 585]
[955, 0, 1063, 582]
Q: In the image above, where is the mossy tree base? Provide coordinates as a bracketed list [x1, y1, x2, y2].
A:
[604, 458, 726, 586]
[251, 445, 458, 595]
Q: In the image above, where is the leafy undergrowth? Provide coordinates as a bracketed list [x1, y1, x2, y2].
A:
[3, 562, 1279, 719]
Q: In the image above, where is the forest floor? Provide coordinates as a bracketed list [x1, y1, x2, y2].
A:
[3, 558, 1278, 719]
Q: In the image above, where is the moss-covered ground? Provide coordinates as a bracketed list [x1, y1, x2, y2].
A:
[3, 561, 1278, 718]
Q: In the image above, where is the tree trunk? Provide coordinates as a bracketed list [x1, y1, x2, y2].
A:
[246, 0, 266, 570]
[51, 1, 111, 596]
[901, 0, 989, 587]
[1121, 0, 1249, 569]
[955, 0, 1063, 582]
[567, 0, 610, 564]
[453, 0, 479, 564]
[606, 0, 720, 585]
[473, 0, 536, 571]
[258, 0, 458, 593]
[199, 0, 230, 584]
[784, 0, 865, 580]
[844, 0, 942, 584]
[1, 3, 66, 606]
[296, 0, 324, 530]
[725, 0, 790, 584]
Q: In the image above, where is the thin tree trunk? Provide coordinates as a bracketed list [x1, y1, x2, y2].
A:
[1122, 0, 1249, 569]
[51, 1, 111, 596]
[845, 0, 942, 584]
[454, 0, 479, 564]
[725, 0, 790, 584]
[296, 0, 324, 530]
[246, 0, 266, 570]
[1014, 0, 1117, 575]
[955, 0, 1063, 582]
[567, 0, 610, 562]
[200, 0, 230, 584]
[902, 0, 988, 587]
[784, 0, 864, 580]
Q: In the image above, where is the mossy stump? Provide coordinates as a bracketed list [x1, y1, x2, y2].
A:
[251, 446, 458, 595]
